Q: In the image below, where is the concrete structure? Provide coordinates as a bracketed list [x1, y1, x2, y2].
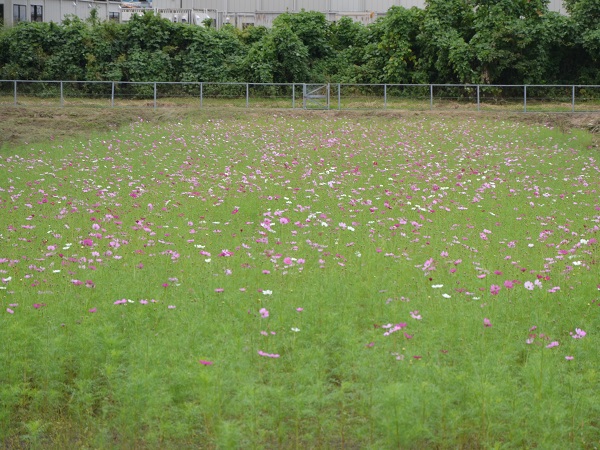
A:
[144, 0, 568, 28]
[1, 0, 567, 28]
[0, 0, 125, 27]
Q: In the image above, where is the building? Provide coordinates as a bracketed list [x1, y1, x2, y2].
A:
[1, 0, 126, 26]
[1, 0, 567, 28]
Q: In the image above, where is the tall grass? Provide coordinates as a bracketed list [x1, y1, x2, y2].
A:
[0, 113, 598, 448]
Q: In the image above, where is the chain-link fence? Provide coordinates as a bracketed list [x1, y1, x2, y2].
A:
[1, 81, 599, 112]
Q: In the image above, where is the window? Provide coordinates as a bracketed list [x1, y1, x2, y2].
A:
[31, 5, 43, 22]
[13, 4, 26, 23]
[109, 11, 119, 21]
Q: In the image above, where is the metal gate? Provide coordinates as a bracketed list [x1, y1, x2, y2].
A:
[303, 84, 330, 110]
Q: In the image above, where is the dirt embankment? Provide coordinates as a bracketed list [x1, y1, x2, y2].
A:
[1, 107, 598, 149]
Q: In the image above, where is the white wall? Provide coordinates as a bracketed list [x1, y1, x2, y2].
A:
[153, 0, 566, 14]
[1, 0, 121, 27]
[1, 0, 568, 28]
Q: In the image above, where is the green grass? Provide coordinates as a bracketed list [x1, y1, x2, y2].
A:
[0, 112, 599, 448]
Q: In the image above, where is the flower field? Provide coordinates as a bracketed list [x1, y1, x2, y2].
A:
[1, 112, 599, 448]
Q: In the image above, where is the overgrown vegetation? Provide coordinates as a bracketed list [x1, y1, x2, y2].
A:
[1, 112, 599, 448]
[0, 0, 598, 86]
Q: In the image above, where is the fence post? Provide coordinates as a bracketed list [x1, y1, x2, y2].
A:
[153, 83, 157, 110]
[524, 85, 527, 113]
[337, 83, 340, 110]
[111, 81, 115, 108]
[14, 80, 17, 106]
[430, 84, 433, 110]
[572, 85, 575, 113]
[384, 84, 387, 109]
[477, 85, 480, 112]
[292, 83, 295, 109]
[246, 83, 249, 108]
[200, 82, 203, 108]
[60, 81, 64, 107]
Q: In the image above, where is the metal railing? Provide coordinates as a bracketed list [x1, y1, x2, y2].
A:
[1, 81, 599, 113]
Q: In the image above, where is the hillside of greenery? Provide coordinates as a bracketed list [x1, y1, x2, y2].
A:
[0, 0, 598, 85]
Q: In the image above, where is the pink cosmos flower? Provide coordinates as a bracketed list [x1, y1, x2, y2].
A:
[570, 328, 586, 339]
[565, 356, 574, 360]
[199, 360, 213, 366]
[504, 280, 514, 289]
[546, 341, 559, 348]
[168, 305, 176, 309]
[89, 308, 97, 313]
[422, 258, 436, 272]
[383, 323, 407, 336]
[483, 318, 492, 328]
[524, 281, 534, 290]
[7, 308, 14, 314]
[257, 350, 280, 358]
[283, 257, 293, 265]
[410, 311, 422, 320]
[296, 307, 303, 312]
[490, 285, 501, 295]
[259, 308, 269, 318]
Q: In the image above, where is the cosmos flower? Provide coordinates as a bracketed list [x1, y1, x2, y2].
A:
[570, 328, 586, 339]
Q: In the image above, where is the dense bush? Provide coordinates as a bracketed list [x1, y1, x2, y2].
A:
[0, 0, 597, 85]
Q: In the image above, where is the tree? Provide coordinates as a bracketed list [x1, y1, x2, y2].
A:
[175, 25, 245, 82]
[272, 11, 332, 63]
[417, 0, 476, 83]
[242, 25, 310, 83]
[563, 0, 600, 82]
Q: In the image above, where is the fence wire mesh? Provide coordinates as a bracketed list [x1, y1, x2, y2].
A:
[1, 81, 599, 113]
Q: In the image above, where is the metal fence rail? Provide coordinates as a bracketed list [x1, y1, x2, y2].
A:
[1, 81, 599, 113]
